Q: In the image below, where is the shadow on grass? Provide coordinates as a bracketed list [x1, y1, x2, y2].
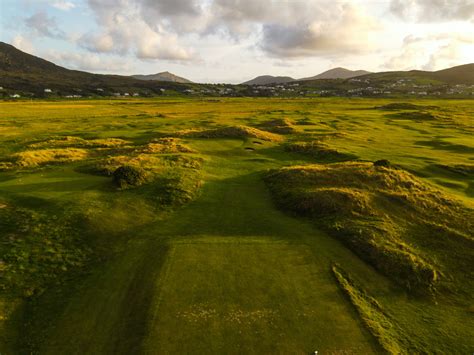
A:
[414, 139, 474, 154]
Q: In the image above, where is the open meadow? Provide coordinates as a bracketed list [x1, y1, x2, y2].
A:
[0, 97, 473, 354]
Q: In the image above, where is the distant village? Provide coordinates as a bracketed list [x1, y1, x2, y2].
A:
[2, 78, 474, 99]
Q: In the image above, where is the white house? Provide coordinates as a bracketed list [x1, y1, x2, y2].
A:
[44, 88, 52, 93]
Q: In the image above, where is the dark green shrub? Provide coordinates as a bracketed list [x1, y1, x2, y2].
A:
[113, 165, 147, 189]
[374, 159, 391, 167]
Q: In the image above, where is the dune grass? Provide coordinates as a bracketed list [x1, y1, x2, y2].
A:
[284, 140, 358, 162]
[256, 117, 296, 134]
[176, 125, 284, 142]
[265, 162, 473, 292]
[13, 148, 89, 168]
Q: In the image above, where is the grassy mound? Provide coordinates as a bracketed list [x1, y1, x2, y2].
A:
[95, 154, 200, 177]
[177, 125, 283, 142]
[13, 148, 88, 168]
[94, 153, 203, 204]
[265, 162, 473, 292]
[376, 103, 438, 110]
[257, 118, 296, 134]
[141, 138, 195, 154]
[388, 111, 437, 121]
[332, 265, 416, 353]
[29, 136, 131, 149]
[284, 141, 357, 162]
[113, 165, 148, 189]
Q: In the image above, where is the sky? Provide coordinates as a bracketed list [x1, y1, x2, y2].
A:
[1, 0, 473, 83]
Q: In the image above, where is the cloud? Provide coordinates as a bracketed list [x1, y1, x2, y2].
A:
[11, 34, 34, 53]
[78, 0, 383, 61]
[25, 11, 65, 38]
[50, 0, 76, 11]
[79, 0, 195, 61]
[385, 33, 474, 71]
[390, 0, 474, 22]
[44, 50, 133, 72]
[259, 3, 380, 58]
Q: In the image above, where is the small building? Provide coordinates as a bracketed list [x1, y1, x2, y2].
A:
[10, 94, 21, 98]
[44, 88, 52, 93]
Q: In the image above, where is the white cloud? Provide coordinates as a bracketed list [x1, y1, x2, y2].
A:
[11, 34, 35, 53]
[385, 33, 474, 71]
[50, 0, 76, 11]
[390, 0, 474, 22]
[44, 50, 133, 73]
[78, 0, 383, 61]
[79, 0, 194, 61]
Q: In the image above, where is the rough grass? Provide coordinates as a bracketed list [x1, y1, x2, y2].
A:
[376, 103, 439, 111]
[140, 138, 195, 154]
[176, 125, 283, 142]
[29, 136, 131, 149]
[387, 111, 437, 121]
[113, 165, 148, 189]
[94, 153, 201, 177]
[13, 148, 88, 167]
[257, 118, 296, 134]
[332, 264, 416, 354]
[0, 204, 90, 297]
[265, 162, 473, 292]
[92, 153, 203, 204]
[284, 141, 358, 162]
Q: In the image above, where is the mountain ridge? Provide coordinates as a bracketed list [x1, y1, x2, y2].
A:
[132, 71, 193, 83]
[0, 41, 192, 95]
[242, 75, 295, 85]
[300, 67, 372, 81]
[242, 67, 371, 85]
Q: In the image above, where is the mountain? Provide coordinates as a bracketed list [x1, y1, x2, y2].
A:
[242, 75, 295, 85]
[427, 64, 474, 84]
[242, 68, 371, 85]
[300, 67, 371, 80]
[132, 71, 192, 83]
[0, 42, 191, 95]
[356, 64, 474, 85]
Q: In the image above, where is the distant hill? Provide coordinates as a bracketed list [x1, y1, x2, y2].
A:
[427, 64, 474, 84]
[132, 71, 192, 83]
[357, 64, 474, 85]
[242, 75, 295, 85]
[300, 67, 371, 80]
[242, 68, 371, 85]
[0, 42, 190, 96]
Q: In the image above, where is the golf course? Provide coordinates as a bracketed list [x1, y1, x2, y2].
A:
[0, 97, 473, 354]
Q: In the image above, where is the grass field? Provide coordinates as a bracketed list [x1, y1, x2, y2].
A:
[0, 97, 473, 354]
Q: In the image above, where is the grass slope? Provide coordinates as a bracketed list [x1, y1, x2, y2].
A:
[265, 162, 473, 293]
